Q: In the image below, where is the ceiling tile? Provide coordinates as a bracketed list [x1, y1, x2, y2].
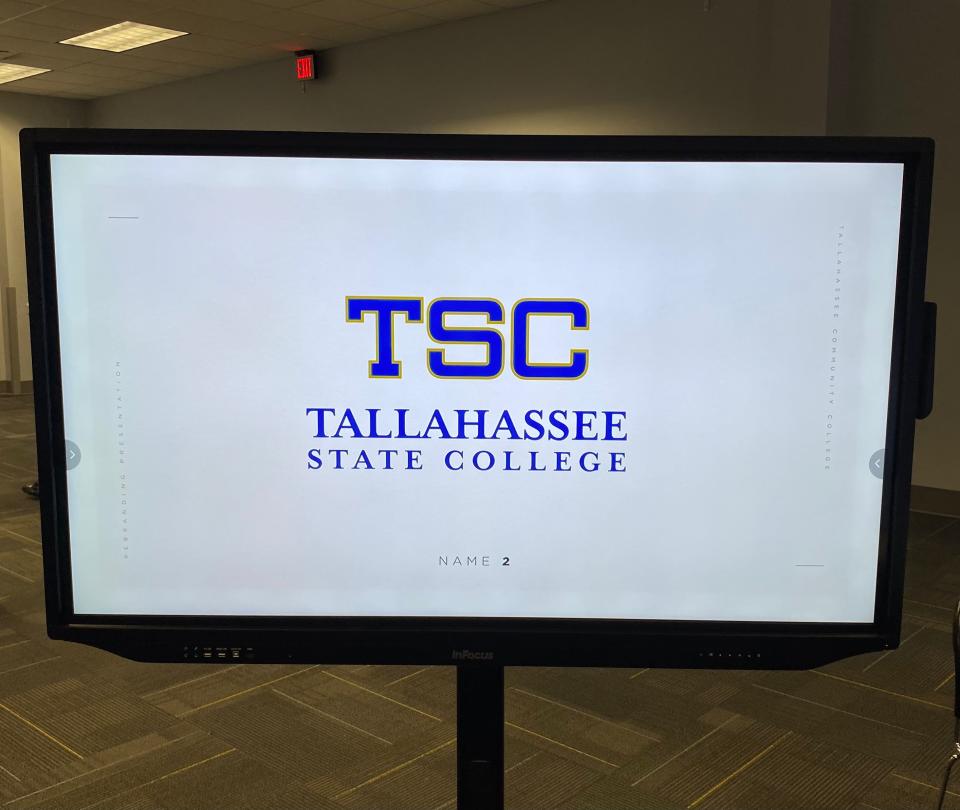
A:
[0, 36, 97, 60]
[154, 33, 248, 57]
[363, 10, 437, 32]
[0, 83, 45, 93]
[268, 36, 335, 52]
[321, 22, 381, 43]
[68, 61, 153, 80]
[7, 71, 83, 87]
[298, 0, 395, 24]
[418, 0, 499, 20]
[2, 83, 94, 98]
[100, 51, 210, 76]
[136, 44, 248, 69]
[14, 7, 121, 34]
[86, 8, 207, 37]
[173, 42, 283, 63]
[210, 21, 299, 46]
[267, 16, 377, 43]
[127, 10, 292, 45]
[55, 0, 170, 18]
[0, 1, 40, 21]
[161, 0, 282, 23]
[246, 8, 324, 34]
[86, 79, 154, 93]
[238, 0, 307, 7]
[0, 32, 36, 49]
[368, 0, 444, 9]
[21, 69, 144, 89]
[5, 50, 89, 69]
[27, 70, 139, 89]
[0, 19, 85, 42]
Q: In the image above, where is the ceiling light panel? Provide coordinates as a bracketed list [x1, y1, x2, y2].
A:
[60, 21, 188, 52]
[0, 63, 51, 84]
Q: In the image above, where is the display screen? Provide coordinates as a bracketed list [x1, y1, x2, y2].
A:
[48, 154, 904, 623]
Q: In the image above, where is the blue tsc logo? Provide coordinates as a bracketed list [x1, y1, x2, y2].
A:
[345, 297, 590, 380]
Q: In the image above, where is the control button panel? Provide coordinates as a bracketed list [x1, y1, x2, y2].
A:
[183, 645, 254, 661]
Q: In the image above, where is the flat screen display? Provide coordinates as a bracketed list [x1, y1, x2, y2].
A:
[47, 151, 905, 624]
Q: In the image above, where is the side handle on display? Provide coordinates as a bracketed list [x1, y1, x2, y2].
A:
[917, 301, 937, 420]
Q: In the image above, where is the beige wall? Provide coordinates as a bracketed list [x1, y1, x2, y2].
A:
[828, 0, 960, 490]
[0, 94, 86, 383]
[89, 0, 831, 134]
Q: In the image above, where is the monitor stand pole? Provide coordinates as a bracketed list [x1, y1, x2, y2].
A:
[457, 664, 505, 810]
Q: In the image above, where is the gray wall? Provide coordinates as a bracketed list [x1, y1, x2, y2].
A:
[0, 94, 86, 385]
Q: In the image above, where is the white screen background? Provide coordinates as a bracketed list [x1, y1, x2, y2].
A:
[49, 154, 903, 622]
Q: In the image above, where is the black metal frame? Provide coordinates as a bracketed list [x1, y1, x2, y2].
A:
[20, 129, 935, 670]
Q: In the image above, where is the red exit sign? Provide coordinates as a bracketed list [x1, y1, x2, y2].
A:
[295, 51, 316, 81]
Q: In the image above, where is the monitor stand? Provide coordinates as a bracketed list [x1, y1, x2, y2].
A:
[457, 664, 505, 810]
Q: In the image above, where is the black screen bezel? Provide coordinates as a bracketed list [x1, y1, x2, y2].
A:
[20, 129, 934, 669]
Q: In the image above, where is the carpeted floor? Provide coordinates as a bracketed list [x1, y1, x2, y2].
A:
[1, 392, 959, 809]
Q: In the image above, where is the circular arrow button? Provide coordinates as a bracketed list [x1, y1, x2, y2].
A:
[65, 440, 81, 471]
[869, 449, 884, 479]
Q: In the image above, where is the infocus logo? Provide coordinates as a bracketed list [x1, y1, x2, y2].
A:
[451, 649, 494, 661]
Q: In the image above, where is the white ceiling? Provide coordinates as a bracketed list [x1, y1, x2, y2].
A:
[0, 0, 545, 100]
